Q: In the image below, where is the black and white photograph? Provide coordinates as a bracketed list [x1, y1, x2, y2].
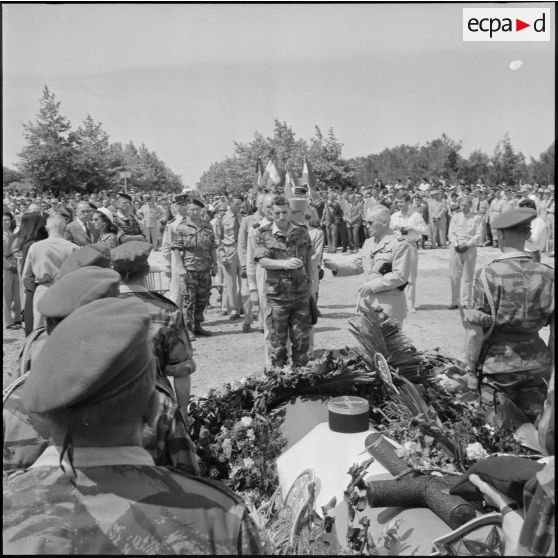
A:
[2, 2, 555, 555]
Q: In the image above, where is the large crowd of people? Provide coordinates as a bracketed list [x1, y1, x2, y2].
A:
[2, 175, 555, 555]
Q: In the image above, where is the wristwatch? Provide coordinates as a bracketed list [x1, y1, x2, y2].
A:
[500, 502, 522, 516]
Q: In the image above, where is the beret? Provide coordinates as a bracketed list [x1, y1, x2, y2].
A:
[288, 197, 308, 214]
[23, 297, 153, 414]
[56, 244, 112, 279]
[491, 208, 537, 229]
[39, 267, 121, 318]
[111, 241, 153, 274]
[116, 191, 132, 201]
[449, 456, 544, 502]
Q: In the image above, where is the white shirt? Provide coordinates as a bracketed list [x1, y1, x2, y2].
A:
[525, 216, 548, 252]
[390, 211, 429, 242]
[448, 212, 482, 247]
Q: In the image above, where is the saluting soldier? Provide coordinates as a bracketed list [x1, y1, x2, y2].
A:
[253, 195, 313, 368]
[462, 208, 554, 429]
[3, 298, 263, 554]
[171, 196, 218, 339]
[112, 191, 146, 245]
[324, 205, 411, 327]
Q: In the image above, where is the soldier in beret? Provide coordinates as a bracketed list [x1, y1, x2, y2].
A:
[462, 208, 554, 428]
[113, 191, 146, 245]
[3, 298, 264, 554]
[171, 197, 218, 338]
[3, 267, 121, 473]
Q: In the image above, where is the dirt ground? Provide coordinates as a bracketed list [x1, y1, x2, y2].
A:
[3, 247, 553, 394]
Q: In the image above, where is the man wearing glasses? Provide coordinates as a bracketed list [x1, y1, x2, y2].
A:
[64, 201, 99, 246]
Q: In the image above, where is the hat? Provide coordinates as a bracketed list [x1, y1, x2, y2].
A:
[173, 193, 189, 205]
[288, 197, 308, 215]
[22, 298, 153, 414]
[111, 241, 153, 274]
[39, 267, 121, 318]
[491, 208, 537, 229]
[88, 202, 98, 210]
[116, 191, 132, 202]
[293, 185, 308, 196]
[97, 207, 114, 223]
[57, 244, 112, 279]
[189, 197, 205, 208]
[58, 206, 73, 221]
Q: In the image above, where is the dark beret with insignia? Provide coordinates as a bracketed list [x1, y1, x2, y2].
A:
[111, 241, 153, 274]
[39, 266, 121, 318]
[491, 208, 537, 229]
[23, 297, 153, 414]
[116, 191, 132, 202]
[57, 244, 111, 279]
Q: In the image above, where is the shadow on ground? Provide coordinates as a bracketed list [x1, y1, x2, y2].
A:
[416, 304, 453, 311]
[319, 312, 355, 320]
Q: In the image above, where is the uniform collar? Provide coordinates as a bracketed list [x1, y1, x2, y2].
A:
[272, 222, 296, 235]
[493, 250, 532, 261]
[30, 445, 154, 468]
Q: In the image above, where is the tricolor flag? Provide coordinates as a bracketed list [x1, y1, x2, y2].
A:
[284, 165, 296, 198]
[255, 155, 264, 189]
[301, 155, 317, 199]
[262, 150, 281, 188]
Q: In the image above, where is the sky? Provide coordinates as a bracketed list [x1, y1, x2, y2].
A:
[2, 2, 555, 187]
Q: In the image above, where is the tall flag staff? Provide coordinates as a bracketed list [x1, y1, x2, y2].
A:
[284, 162, 296, 199]
[301, 154, 318, 200]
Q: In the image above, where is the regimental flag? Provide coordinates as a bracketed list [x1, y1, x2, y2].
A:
[262, 149, 281, 189]
[284, 165, 296, 199]
[301, 155, 317, 199]
[255, 155, 264, 189]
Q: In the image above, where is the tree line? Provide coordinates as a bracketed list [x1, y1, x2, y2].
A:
[4, 86, 183, 196]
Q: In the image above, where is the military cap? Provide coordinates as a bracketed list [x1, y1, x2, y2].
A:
[97, 207, 114, 223]
[58, 206, 73, 221]
[116, 191, 132, 201]
[39, 266, 121, 318]
[491, 208, 537, 229]
[293, 185, 308, 196]
[88, 202, 98, 210]
[188, 197, 205, 208]
[111, 241, 153, 274]
[57, 244, 112, 278]
[174, 193, 190, 204]
[23, 298, 153, 414]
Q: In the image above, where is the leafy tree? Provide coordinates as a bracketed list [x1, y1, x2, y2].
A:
[489, 133, 528, 186]
[528, 142, 555, 185]
[18, 86, 79, 195]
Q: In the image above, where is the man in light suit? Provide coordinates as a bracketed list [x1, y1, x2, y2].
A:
[64, 202, 99, 246]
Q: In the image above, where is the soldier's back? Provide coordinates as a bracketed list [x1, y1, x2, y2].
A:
[3, 464, 257, 555]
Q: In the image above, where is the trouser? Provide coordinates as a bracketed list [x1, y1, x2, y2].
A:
[181, 270, 211, 329]
[406, 243, 419, 311]
[222, 253, 241, 313]
[347, 224, 361, 250]
[143, 225, 160, 248]
[325, 223, 338, 252]
[255, 265, 271, 368]
[240, 277, 252, 325]
[449, 246, 477, 307]
[3, 269, 21, 326]
[359, 290, 407, 328]
[266, 293, 311, 368]
[32, 282, 53, 331]
[429, 219, 447, 247]
[478, 216, 487, 245]
[339, 221, 348, 251]
[24, 290, 34, 336]
[167, 269, 182, 307]
[482, 369, 550, 429]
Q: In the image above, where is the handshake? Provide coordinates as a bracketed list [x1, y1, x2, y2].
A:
[454, 244, 469, 253]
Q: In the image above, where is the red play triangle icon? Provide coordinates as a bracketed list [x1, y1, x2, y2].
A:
[516, 19, 530, 31]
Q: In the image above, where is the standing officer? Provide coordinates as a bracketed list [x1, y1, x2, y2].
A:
[462, 208, 554, 429]
[3, 298, 263, 554]
[427, 190, 448, 248]
[254, 195, 313, 368]
[324, 205, 411, 327]
[113, 191, 146, 245]
[160, 194, 188, 307]
[171, 197, 218, 339]
[447, 196, 482, 309]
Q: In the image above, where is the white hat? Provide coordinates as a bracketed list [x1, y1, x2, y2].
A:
[97, 207, 114, 223]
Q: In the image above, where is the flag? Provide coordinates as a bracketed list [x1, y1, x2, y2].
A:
[301, 155, 317, 199]
[262, 149, 281, 188]
[255, 155, 264, 189]
[284, 166, 295, 198]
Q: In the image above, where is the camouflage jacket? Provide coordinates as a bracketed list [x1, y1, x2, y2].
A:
[3, 374, 199, 476]
[118, 288, 194, 378]
[253, 222, 313, 299]
[171, 218, 216, 271]
[463, 252, 554, 375]
[3, 446, 263, 555]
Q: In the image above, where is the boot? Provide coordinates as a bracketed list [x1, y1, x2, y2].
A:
[194, 325, 212, 337]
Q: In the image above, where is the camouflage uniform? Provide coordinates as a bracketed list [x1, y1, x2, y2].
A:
[3, 374, 200, 476]
[113, 211, 145, 244]
[3, 446, 263, 554]
[171, 218, 216, 330]
[254, 222, 313, 367]
[463, 252, 554, 425]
